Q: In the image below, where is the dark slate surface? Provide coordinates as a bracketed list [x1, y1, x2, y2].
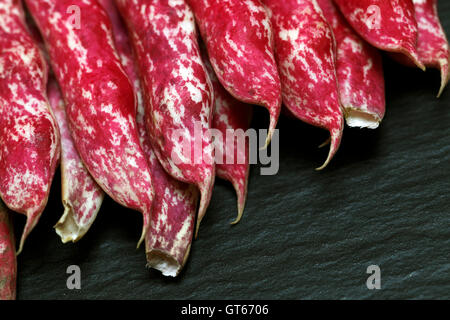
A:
[15, 2, 450, 300]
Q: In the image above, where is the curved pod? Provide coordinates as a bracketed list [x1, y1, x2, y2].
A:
[25, 0, 155, 245]
[115, 0, 215, 235]
[0, 0, 60, 253]
[264, 0, 344, 169]
[47, 79, 104, 243]
[187, 0, 282, 148]
[333, 0, 425, 70]
[318, 0, 385, 129]
[101, 0, 198, 277]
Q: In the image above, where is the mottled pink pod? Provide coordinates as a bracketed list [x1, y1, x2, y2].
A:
[101, 0, 198, 277]
[263, 0, 344, 169]
[25, 0, 155, 246]
[202, 52, 253, 224]
[115, 0, 215, 235]
[0, 0, 60, 254]
[0, 202, 16, 300]
[97, 0, 138, 108]
[333, 0, 425, 70]
[47, 79, 104, 243]
[318, 0, 385, 129]
[144, 151, 198, 276]
[187, 0, 282, 148]
[413, 0, 450, 97]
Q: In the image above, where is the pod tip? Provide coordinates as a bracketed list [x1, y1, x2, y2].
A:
[230, 180, 248, 225]
[260, 114, 278, 150]
[315, 128, 342, 171]
[194, 175, 215, 238]
[437, 61, 449, 98]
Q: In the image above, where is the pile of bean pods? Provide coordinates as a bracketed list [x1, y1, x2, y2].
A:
[0, 0, 448, 299]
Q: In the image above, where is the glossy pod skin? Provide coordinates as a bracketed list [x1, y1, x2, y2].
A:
[115, 0, 215, 235]
[187, 0, 282, 148]
[318, 0, 385, 129]
[101, 0, 198, 277]
[263, 0, 344, 169]
[0, 202, 16, 300]
[202, 51, 253, 224]
[25, 0, 155, 246]
[0, 0, 60, 253]
[333, 0, 425, 70]
[47, 79, 104, 243]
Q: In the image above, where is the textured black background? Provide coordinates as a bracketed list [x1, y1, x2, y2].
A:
[15, 1, 450, 299]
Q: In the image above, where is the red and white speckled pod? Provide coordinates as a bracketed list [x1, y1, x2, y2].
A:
[0, 0, 60, 254]
[0, 202, 16, 300]
[187, 0, 282, 148]
[202, 51, 253, 224]
[263, 0, 344, 169]
[97, 0, 138, 108]
[413, 0, 449, 97]
[318, 0, 385, 129]
[47, 79, 104, 243]
[333, 0, 425, 70]
[144, 151, 198, 277]
[25, 0, 155, 246]
[115, 0, 215, 235]
[101, 0, 198, 277]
